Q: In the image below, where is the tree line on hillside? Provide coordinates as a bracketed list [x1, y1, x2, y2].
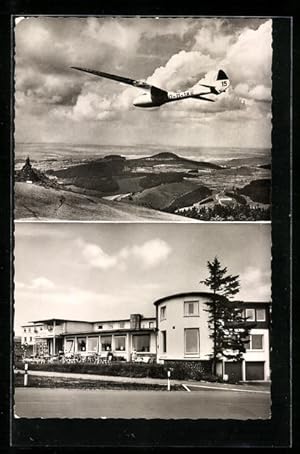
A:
[177, 204, 270, 221]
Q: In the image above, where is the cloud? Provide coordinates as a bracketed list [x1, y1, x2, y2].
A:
[14, 17, 272, 147]
[222, 20, 272, 87]
[192, 19, 237, 58]
[15, 281, 25, 289]
[30, 277, 55, 289]
[15, 277, 56, 291]
[248, 85, 272, 102]
[239, 266, 271, 301]
[80, 241, 118, 270]
[77, 237, 172, 270]
[147, 50, 216, 91]
[130, 239, 172, 267]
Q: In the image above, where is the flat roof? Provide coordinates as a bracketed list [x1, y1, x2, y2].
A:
[94, 316, 155, 324]
[27, 315, 155, 325]
[27, 318, 93, 324]
[153, 293, 271, 306]
[22, 322, 44, 327]
[153, 292, 223, 305]
[235, 301, 271, 305]
[64, 328, 156, 337]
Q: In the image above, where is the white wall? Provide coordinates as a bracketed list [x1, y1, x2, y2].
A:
[22, 324, 44, 345]
[92, 321, 131, 331]
[65, 321, 93, 333]
[92, 319, 156, 331]
[141, 319, 156, 329]
[157, 295, 213, 361]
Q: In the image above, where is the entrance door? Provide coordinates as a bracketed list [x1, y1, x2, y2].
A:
[246, 362, 265, 380]
[225, 361, 242, 382]
[56, 338, 63, 354]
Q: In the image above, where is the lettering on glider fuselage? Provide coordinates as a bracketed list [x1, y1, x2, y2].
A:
[168, 91, 191, 100]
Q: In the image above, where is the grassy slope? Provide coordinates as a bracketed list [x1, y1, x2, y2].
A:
[15, 182, 192, 221]
[124, 181, 200, 210]
[166, 186, 212, 211]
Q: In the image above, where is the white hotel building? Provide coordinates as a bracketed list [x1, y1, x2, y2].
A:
[20, 292, 271, 382]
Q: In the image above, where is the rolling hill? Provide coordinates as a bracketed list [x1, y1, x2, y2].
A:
[14, 182, 194, 221]
[127, 152, 221, 170]
[122, 181, 210, 211]
[238, 179, 271, 204]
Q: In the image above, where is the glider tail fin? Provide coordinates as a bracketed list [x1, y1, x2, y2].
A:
[195, 69, 230, 95]
[214, 69, 230, 93]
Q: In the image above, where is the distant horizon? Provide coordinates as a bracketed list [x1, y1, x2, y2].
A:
[15, 142, 270, 150]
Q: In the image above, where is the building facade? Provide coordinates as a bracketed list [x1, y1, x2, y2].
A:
[154, 293, 271, 382]
[20, 292, 271, 381]
[155, 293, 214, 363]
[21, 322, 45, 355]
[21, 314, 157, 362]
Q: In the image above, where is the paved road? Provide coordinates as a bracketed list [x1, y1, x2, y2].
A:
[14, 388, 271, 419]
[15, 370, 271, 392]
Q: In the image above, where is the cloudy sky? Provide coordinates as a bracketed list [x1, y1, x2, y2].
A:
[14, 16, 272, 148]
[14, 223, 271, 334]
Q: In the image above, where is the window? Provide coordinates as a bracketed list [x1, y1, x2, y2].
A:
[65, 339, 74, 353]
[24, 328, 26, 333]
[161, 331, 167, 353]
[160, 306, 166, 320]
[40, 326, 43, 331]
[28, 328, 31, 333]
[29, 337, 32, 342]
[77, 337, 86, 352]
[98, 325, 103, 329]
[252, 334, 263, 350]
[149, 322, 154, 329]
[184, 328, 200, 355]
[184, 301, 199, 316]
[115, 336, 126, 351]
[87, 337, 98, 353]
[245, 308, 255, 321]
[256, 309, 266, 321]
[133, 334, 150, 352]
[24, 337, 27, 343]
[119, 322, 125, 329]
[245, 334, 264, 350]
[101, 336, 112, 351]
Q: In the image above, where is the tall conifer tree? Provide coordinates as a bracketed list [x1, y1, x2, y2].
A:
[200, 257, 252, 375]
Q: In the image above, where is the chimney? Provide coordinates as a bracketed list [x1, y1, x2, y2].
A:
[130, 314, 142, 330]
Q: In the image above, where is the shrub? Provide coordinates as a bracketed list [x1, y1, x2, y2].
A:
[164, 360, 213, 381]
[14, 360, 220, 381]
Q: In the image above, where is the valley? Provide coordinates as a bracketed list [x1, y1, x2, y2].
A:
[15, 149, 271, 221]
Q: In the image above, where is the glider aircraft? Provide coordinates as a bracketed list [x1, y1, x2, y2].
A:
[71, 66, 230, 108]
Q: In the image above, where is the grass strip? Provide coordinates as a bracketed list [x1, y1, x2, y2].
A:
[14, 374, 182, 391]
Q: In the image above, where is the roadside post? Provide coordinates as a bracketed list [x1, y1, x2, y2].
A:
[24, 362, 28, 387]
[167, 369, 171, 391]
